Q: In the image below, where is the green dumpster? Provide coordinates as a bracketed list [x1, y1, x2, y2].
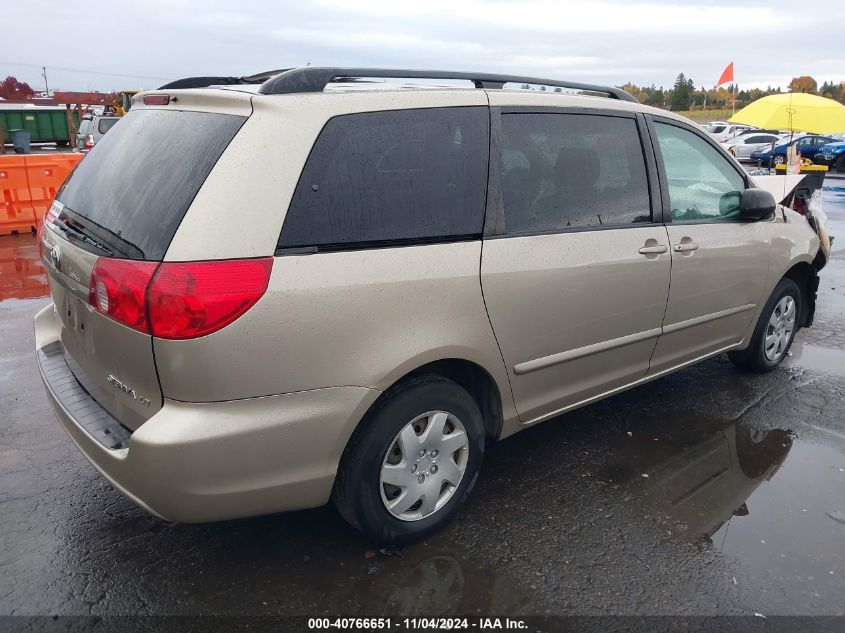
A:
[0, 107, 79, 145]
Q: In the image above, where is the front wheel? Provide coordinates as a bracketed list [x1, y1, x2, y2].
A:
[333, 375, 485, 543]
[728, 278, 801, 373]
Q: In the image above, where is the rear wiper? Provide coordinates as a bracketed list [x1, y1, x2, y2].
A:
[52, 217, 114, 256]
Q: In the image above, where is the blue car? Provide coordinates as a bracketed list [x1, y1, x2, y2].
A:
[750, 134, 835, 166]
[815, 140, 845, 172]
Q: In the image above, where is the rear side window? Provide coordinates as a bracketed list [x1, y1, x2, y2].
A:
[57, 109, 245, 260]
[499, 113, 650, 234]
[278, 107, 489, 251]
[78, 120, 92, 135]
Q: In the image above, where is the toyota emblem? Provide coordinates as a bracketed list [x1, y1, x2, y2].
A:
[50, 245, 61, 270]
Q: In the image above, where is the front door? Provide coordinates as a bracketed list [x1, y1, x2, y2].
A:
[647, 119, 771, 374]
[481, 107, 671, 424]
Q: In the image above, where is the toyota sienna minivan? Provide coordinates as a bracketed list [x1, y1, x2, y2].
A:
[34, 68, 826, 543]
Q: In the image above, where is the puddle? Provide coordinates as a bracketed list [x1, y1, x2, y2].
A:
[0, 234, 49, 302]
[711, 440, 845, 598]
[593, 415, 845, 604]
[324, 548, 536, 615]
[787, 341, 845, 377]
[595, 419, 795, 542]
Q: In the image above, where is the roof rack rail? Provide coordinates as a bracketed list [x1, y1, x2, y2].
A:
[256, 67, 638, 102]
[158, 69, 291, 90]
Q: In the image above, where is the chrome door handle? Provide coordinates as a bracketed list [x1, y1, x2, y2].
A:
[638, 245, 668, 255]
[674, 242, 699, 252]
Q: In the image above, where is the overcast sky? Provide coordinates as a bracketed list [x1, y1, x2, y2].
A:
[4, 0, 844, 93]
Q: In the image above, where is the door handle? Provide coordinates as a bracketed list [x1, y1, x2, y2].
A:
[673, 242, 699, 252]
[638, 244, 668, 255]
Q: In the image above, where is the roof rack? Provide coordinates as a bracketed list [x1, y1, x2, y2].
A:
[158, 67, 638, 103]
[255, 68, 638, 102]
[158, 69, 290, 90]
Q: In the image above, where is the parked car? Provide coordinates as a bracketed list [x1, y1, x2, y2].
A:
[76, 114, 120, 152]
[35, 68, 827, 543]
[702, 120, 729, 132]
[750, 134, 835, 166]
[709, 123, 754, 143]
[737, 128, 782, 137]
[815, 140, 845, 172]
[722, 132, 783, 161]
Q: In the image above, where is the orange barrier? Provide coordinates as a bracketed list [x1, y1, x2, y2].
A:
[0, 153, 83, 236]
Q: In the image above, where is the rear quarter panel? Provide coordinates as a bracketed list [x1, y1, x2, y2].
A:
[152, 242, 517, 428]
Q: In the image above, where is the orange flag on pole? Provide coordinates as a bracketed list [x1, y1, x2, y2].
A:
[717, 62, 734, 87]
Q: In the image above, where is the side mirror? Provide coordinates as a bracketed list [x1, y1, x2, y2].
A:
[740, 188, 776, 221]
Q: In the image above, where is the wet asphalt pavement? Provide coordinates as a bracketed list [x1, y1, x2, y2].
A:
[1, 183, 844, 621]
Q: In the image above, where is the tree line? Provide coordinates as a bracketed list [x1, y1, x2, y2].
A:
[3, 72, 844, 113]
[620, 74, 845, 112]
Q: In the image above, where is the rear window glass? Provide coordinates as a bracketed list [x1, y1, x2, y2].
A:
[278, 107, 489, 251]
[57, 109, 245, 260]
[97, 117, 119, 134]
[78, 119, 92, 135]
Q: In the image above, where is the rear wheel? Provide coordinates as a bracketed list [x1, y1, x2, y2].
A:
[728, 278, 801, 373]
[333, 375, 485, 543]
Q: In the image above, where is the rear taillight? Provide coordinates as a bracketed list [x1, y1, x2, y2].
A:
[89, 259, 159, 333]
[148, 258, 273, 339]
[38, 200, 61, 242]
[84, 135, 94, 150]
[88, 257, 272, 339]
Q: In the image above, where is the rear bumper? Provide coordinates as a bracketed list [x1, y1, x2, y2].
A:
[34, 304, 381, 523]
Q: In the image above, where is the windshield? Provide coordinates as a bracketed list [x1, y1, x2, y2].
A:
[56, 109, 246, 260]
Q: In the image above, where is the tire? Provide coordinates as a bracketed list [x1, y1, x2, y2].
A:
[836, 155, 845, 174]
[332, 375, 485, 543]
[772, 154, 786, 166]
[728, 278, 802, 373]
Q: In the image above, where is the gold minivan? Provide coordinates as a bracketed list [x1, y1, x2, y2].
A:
[34, 68, 826, 542]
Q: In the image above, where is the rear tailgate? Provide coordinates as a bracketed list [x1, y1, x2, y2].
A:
[40, 98, 249, 431]
[41, 228, 161, 430]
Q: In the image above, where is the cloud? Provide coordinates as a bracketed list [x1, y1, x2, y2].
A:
[2, 0, 843, 92]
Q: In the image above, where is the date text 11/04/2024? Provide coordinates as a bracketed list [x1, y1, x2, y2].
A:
[307, 617, 528, 630]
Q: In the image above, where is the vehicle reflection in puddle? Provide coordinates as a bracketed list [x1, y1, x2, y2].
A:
[0, 234, 48, 301]
[594, 418, 793, 544]
[349, 551, 535, 615]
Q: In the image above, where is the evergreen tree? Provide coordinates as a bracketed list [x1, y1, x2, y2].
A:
[669, 73, 693, 111]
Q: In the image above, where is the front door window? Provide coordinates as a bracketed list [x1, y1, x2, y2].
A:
[653, 122, 746, 223]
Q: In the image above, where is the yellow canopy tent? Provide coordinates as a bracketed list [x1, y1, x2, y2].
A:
[729, 92, 845, 134]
